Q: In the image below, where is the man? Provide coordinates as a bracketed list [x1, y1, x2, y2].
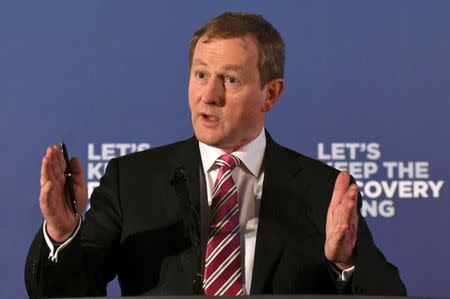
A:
[25, 12, 406, 297]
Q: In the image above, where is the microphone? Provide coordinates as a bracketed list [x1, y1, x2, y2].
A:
[170, 166, 189, 186]
[170, 165, 202, 288]
[193, 272, 204, 295]
[170, 166, 199, 246]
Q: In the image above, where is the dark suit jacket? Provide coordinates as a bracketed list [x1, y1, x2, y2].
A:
[25, 132, 406, 297]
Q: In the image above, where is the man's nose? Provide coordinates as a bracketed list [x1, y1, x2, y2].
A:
[201, 77, 224, 106]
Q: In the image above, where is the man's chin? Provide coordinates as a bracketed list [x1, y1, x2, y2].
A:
[195, 134, 221, 147]
[196, 134, 247, 153]
[195, 131, 228, 148]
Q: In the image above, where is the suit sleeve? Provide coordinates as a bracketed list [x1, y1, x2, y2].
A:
[25, 158, 123, 298]
[350, 192, 407, 295]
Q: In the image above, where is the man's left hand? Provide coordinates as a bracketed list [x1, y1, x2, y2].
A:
[325, 171, 359, 270]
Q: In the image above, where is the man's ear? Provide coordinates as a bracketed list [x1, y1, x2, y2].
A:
[262, 78, 284, 112]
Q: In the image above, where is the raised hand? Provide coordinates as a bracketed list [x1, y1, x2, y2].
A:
[39, 144, 87, 242]
[325, 171, 359, 270]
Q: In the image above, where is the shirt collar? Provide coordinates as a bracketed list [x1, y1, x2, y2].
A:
[198, 128, 266, 177]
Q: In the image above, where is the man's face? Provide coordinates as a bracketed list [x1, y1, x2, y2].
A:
[189, 35, 268, 152]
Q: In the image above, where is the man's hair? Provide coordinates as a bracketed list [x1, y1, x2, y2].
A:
[189, 12, 285, 86]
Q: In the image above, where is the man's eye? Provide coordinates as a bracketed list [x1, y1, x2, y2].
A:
[225, 76, 238, 84]
[197, 72, 205, 79]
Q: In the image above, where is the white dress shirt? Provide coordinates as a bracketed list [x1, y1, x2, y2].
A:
[199, 128, 266, 293]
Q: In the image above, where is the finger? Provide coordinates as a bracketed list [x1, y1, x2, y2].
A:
[41, 147, 59, 186]
[55, 144, 67, 175]
[70, 157, 85, 186]
[348, 185, 359, 228]
[51, 144, 67, 176]
[339, 184, 359, 228]
[40, 153, 51, 187]
[330, 171, 350, 208]
[347, 183, 359, 203]
[48, 144, 62, 170]
[47, 146, 63, 181]
[344, 184, 358, 211]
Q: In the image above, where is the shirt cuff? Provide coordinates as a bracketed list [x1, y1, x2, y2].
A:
[42, 218, 82, 263]
[330, 264, 355, 282]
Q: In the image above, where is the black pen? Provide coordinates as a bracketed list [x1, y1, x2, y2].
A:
[60, 141, 79, 217]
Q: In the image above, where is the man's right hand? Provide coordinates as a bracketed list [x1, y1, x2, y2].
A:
[39, 144, 88, 243]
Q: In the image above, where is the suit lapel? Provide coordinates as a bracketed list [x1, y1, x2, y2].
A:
[250, 132, 304, 294]
[166, 137, 202, 246]
[169, 137, 201, 213]
[164, 137, 204, 292]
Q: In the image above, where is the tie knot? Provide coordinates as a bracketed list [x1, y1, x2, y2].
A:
[216, 154, 239, 170]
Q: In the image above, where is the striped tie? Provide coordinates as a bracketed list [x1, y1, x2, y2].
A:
[203, 154, 243, 296]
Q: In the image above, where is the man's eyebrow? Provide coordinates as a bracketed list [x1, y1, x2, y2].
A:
[222, 65, 243, 73]
[191, 59, 207, 67]
[191, 60, 244, 73]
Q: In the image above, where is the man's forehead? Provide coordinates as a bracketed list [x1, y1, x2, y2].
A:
[192, 35, 259, 61]
[199, 34, 248, 46]
[197, 33, 259, 49]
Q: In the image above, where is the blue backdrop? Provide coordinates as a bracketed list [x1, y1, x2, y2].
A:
[1, 1, 449, 297]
